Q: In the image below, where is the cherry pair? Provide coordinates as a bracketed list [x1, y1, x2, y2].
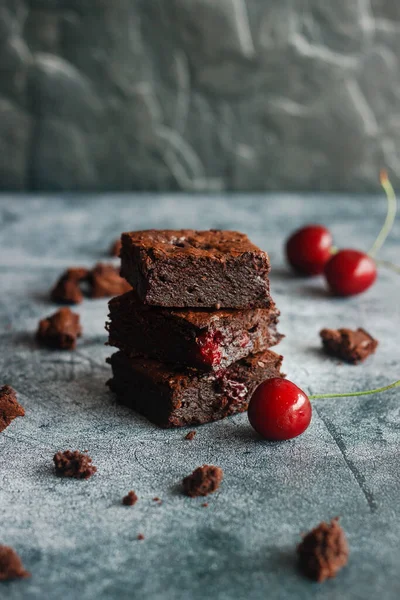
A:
[285, 170, 396, 296]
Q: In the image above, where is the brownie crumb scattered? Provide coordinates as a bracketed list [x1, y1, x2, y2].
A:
[50, 264, 130, 304]
[53, 450, 97, 479]
[320, 327, 378, 364]
[182, 465, 223, 497]
[185, 431, 196, 441]
[0, 386, 25, 433]
[51, 268, 89, 304]
[152, 497, 160, 502]
[122, 491, 138, 506]
[89, 263, 131, 299]
[202, 503, 208, 508]
[110, 239, 122, 257]
[37, 308, 82, 350]
[0, 545, 30, 581]
[137, 534, 145, 541]
[297, 518, 349, 583]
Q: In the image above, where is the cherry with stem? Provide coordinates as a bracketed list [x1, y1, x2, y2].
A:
[248, 377, 400, 442]
[324, 169, 398, 296]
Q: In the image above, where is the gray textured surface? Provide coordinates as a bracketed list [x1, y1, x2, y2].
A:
[0, 194, 399, 599]
[3, 1, 400, 192]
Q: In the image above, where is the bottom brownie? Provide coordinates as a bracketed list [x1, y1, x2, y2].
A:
[107, 350, 284, 427]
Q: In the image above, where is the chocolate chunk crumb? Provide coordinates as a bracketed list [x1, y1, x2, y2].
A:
[53, 450, 97, 479]
[0, 386, 25, 433]
[110, 239, 122, 257]
[137, 534, 145, 541]
[122, 491, 138, 506]
[37, 308, 82, 350]
[185, 431, 196, 441]
[153, 497, 160, 502]
[182, 465, 223, 497]
[202, 503, 209, 508]
[89, 263, 131, 299]
[51, 268, 89, 304]
[0, 545, 30, 581]
[297, 518, 349, 582]
[320, 327, 378, 364]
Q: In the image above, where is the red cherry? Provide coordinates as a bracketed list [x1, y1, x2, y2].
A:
[324, 249, 377, 296]
[286, 225, 333, 275]
[248, 378, 312, 441]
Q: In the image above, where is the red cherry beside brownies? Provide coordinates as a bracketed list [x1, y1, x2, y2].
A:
[248, 377, 400, 441]
[286, 224, 333, 276]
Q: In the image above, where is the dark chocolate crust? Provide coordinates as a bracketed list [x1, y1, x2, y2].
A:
[107, 349, 284, 428]
[120, 229, 271, 308]
[106, 291, 283, 370]
[320, 327, 378, 364]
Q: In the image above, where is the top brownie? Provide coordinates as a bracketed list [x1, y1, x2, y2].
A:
[120, 229, 271, 308]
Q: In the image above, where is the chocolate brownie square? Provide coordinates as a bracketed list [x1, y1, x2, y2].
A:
[107, 350, 284, 427]
[107, 291, 283, 370]
[120, 230, 271, 308]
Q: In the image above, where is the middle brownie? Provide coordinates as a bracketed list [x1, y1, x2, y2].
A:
[106, 291, 283, 371]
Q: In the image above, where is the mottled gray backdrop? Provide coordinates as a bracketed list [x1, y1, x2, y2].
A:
[2, 0, 400, 192]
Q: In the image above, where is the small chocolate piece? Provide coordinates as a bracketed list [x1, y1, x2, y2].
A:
[110, 239, 122, 257]
[107, 291, 282, 371]
[50, 268, 89, 304]
[297, 518, 349, 582]
[89, 263, 131, 299]
[0, 385, 25, 433]
[137, 534, 145, 540]
[320, 327, 378, 364]
[120, 229, 271, 308]
[107, 349, 284, 428]
[153, 497, 160, 502]
[182, 465, 223, 497]
[37, 308, 82, 350]
[122, 491, 138, 506]
[202, 503, 208, 507]
[185, 431, 196, 441]
[0, 545, 30, 581]
[53, 450, 97, 479]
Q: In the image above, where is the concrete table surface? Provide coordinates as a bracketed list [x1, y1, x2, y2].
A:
[0, 194, 399, 600]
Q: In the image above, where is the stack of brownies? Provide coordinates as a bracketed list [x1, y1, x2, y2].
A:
[106, 230, 284, 427]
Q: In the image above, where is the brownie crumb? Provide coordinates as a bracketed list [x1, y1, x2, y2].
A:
[37, 308, 82, 350]
[152, 497, 160, 502]
[185, 431, 196, 441]
[137, 534, 145, 541]
[122, 491, 138, 506]
[110, 239, 122, 257]
[51, 268, 89, 304]
[51, 264, 130, 304]
[182, 465, 223, 497]
[89, 263, 131, 299]
[0, 386, 25, 433]
[202, 503, 209, 508]
[297, 518, 349, 582]
[320, 327, 378, 364]
[53, 450, 97, 479]
[0, 545, 30, 581]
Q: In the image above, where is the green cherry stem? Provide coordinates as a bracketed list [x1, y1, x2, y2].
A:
[309, 379, 400, 401]
[368, 169, 397, 258]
